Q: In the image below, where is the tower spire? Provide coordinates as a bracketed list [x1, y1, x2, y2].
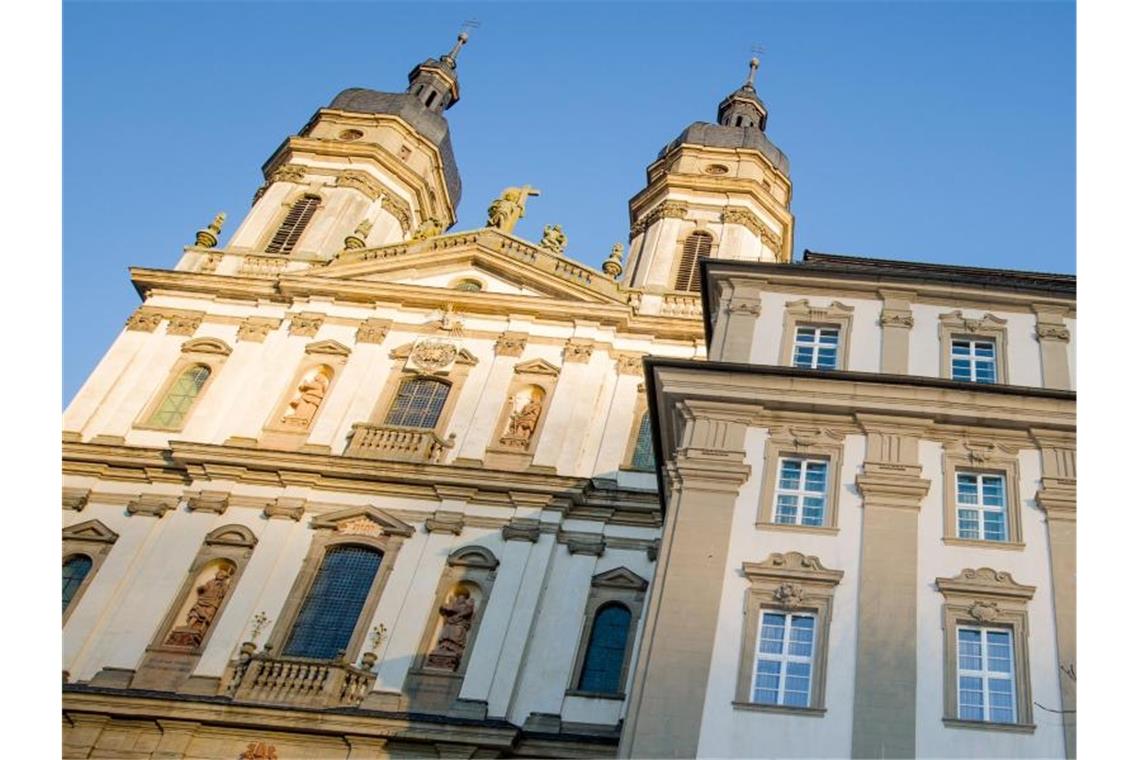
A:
[441, 30, 469, 69]
[406, 27, 475, 113]
[717, 54, 769, 131]
[745, 56, 759, 89]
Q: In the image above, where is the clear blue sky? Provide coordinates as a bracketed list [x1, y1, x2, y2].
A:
[64, 1, 1074, 403]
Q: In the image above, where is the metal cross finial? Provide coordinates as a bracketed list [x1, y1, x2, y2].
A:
[746, 45, 765, 88]
[444, 20, 479, 65]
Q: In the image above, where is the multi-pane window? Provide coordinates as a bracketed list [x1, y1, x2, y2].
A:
[951, 338, 997, 383]
[957, 626, 1016, 723]
[146, 365, 211, 429]
[792, 326, 840, 370]
[773, 457, 828, 527]
[384, 377, 451, 429]
[62, 554, 93, 613]
[631, 413, 656, 472]
[282, 545, 383, 660]
[673, 232, 713, 292]
[752, 611, 816, 707]
[577, 602, 632, 694]
[266, 195, 319, 254]
[955, 472, 1008, 541]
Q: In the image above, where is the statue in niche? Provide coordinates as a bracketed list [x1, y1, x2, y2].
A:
[165, 565, 234, 648]
[486, 186, 540, 234]
[281, 366, 332, 428]
[499, 389, 543, 449]
[425, 588, 476, 671]
[538, 223, 567, 255]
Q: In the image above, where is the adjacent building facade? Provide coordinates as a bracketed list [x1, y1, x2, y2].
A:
[62, 34, 1075, 760]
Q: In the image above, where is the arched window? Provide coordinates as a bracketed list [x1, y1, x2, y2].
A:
[631, 412, 656, 471]
[384, 376, 451, 429]
[146, 364, 210, 429]
[266, 194, 320, 254]
[62, 554, 93, 613]
[673, 232, 714, 292]
[282, 545, 384, 660]
[577, 602, 633, 694]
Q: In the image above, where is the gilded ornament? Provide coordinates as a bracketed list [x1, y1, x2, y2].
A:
[538, 224, 568, 255]
[194, 212, 226, 248]
[486, 185, 540, 234]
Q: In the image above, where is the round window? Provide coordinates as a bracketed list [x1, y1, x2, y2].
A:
[338, 129, 364, 141]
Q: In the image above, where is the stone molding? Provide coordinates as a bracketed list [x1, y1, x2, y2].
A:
[311, 506, 416, 537]
[778, 299, 856, 369]
[186, 490, 230, 514]
[167, 313, 204, 337]
[236, 317, 281, 343]
[613, 352, 646, 376]
[935, 567, 1036, 603]
[288, 312, 325, 337]
[355, 318, 392, 344]
[742, 551, 845, 589]
[381, 194, 413, 235]
[446, 545, 500, 571]
[512, 358, 560, 377]
[938, 310, 1010, 382]
[181, 337, 232, 356]
[501, 518, 541, 542]
[720, 207, 763, 236]
[125, 307, 164, 333]
[757, 425, 846, 531]
[940, 437, 1024, 546]
[304, 339, 352, 357]
[63, 487, 91, 512]
[562, 340, 595, 364]
[126, 494, 180, 517]
[336, 170, 384, 200]
[494, 332, 528, 357]
[558, 530, 606, 556]
[263, 497, 306, 521]
[424, 510, 465, 535]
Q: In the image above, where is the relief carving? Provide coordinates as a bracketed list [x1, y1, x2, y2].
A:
[166, 314, 202, 337]
[125, 308, 163, 333]
[614, 352, 645, 375]
[968, 600, 1001, 623]
[563, 340, 594, 363]
[381, 194, 413, 234]
[337, 516, 384, 537]
[720, 207, 763, 236]
[237, 317, 280, 343]
[494, 332, 528, 357]
[1037, 324, 1071, 341]
[239, 742, 278, 760]
[164, 564, 234, 649]
[486, 185, 540, 234]
[773, 582, 805, 610]
[270, 164, 307, 184]
[411, 340, 459, 372]
[425, 589, 476, 671]
[336, 170, 383, 200]
[288, 313, 324, 337]
[355, 318, 392, 344]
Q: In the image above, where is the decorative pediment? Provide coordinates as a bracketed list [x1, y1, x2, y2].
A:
[204, 524, 258, 549]
[447, 545, 500, 570]
[942, 437, 1020, 464]
[785, 299, 855, 322]
[935, 568, 1036, 602]
[513, 358, 560, 377]
[62, 519, 119, 545]
[389, 340, 478, 373]
[304, 339, 352, 357]
[181, 337, 232, 356]
[592, 566, 649, 592]
[939, 310, 1008, 333]
[743, 552, 844, 586]
[769, 425, 846, 451]
[310, 506, 414, 538]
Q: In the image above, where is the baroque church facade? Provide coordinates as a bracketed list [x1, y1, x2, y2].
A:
[62, 34, 1075, 760]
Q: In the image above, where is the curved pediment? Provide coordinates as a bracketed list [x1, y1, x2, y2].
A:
[204, 523, 258, 548]
[181, 337, 232, 356]
[447, 545, 500, 570]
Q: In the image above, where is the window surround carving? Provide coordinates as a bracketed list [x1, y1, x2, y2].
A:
[734, 552, 843, 715]
[941, 439, 1025, 550]
[367, 341, 477, 439]
[567, 567, 649, 700]
[757, 425, 846, 533]
[134, 338, 232, 432]
[144, 524, 258, 656]
[778, 300, 855, 370]
[668, 227, 719, 293]
[935, 568, 1036, 733]
[620, 389, 655, 472]
[267, 507, 413, 666]
[938, 311, 1009, 384]
[407, 545, 500, 679]
[258, 191, 324, 255]
[261, 340, 351, 442]
[62, 519, 119, 624]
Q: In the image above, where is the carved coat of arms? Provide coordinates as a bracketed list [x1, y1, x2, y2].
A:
[409, 340, 458, 372]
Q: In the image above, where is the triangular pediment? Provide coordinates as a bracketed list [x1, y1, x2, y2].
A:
[305, 339, 352, 357]
[291, 228, 627, 307]
[592, 566, 649, 591]
[63, 519, 119, 544]
[514, 358, 560, 376]
[310, 506, 415, 537]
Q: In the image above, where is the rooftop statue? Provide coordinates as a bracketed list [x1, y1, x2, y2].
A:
[538, 224, 567, 255]
[486, 185, 540, 234]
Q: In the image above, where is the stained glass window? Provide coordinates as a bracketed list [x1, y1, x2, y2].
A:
[384, 377, 450, 429]
[578, 603, 632, 694]
[631, 413, 656, 472]
[752, 612, 815, 706]
[147, 364, 211, 429]
[282, 545, 383, 660]
[957, 626, 1016, 723]
[63, 554, 93, 613]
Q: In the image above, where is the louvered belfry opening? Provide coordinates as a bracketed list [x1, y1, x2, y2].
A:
[266, 195, 320, 254]
[674, 232, 714, 292]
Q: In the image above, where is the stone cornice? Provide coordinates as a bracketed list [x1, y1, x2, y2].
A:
[935, 568, 1036, 602]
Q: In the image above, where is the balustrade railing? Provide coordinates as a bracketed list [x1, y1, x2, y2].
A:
[660, 293, 703, 319]
[221, 649, 376, 709]
[345, 423, 453, 463]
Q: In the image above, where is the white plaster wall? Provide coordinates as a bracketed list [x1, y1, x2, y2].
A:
[910, 304, 1047, 387]
[394, 269, 543, 297]
[695, 428, 864, 758]
[914, 442, 1067, 757]
[909, 303, 943, 378]
[747, 291, 882, 373]
[1003, 312, 1044, 387]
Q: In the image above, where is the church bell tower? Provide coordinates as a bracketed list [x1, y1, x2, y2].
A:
[214, 33, 470, 263]
[623, 58, 794, 292]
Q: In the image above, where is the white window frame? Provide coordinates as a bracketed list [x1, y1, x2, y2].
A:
[773, 457, 829, 527]
[751, 611, 817, 707]
[955, 472, 1008, 542]
[956, 625, 1017, 724]
[792, 325, 840, 370]
[950, 337, 997, 384]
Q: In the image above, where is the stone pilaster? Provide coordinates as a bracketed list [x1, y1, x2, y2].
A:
[878, 289, 916, 375]
[1031, 428, 1077, 759]
[1033, 305, 1073, 390]
[620, 403, 752, 759]
[708, 279, 763, 363]
[850, 414, 931, 759]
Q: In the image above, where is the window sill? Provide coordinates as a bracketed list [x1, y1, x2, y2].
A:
[942, 537, 1026, 552]
[565, 689, 626, 701]
[732, 701, 826, 717]
[757, 522, 839, 536]
[943, 718, 1036, 734]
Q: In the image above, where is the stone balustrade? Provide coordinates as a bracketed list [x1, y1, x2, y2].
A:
[237, 254, 290, 278]
[222, 650, 375, 708]
[345, 422, 452, 463]
[660, 293, 703, 319]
